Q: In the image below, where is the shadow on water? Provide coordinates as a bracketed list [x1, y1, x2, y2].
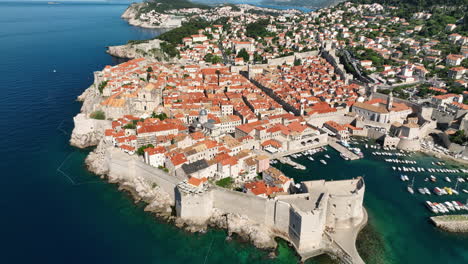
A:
[356, 214, 389, 264]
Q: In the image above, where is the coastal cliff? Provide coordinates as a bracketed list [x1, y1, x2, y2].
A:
[83, 145, 277, 250]
[121, 3, 184, 29]
[70, 83, 110, 148]
[106, 39, 167, 60]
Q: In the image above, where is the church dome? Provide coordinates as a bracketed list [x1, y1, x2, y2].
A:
[199, 109, 208, 116]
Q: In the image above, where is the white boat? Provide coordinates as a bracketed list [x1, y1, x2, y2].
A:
[400, 175, 407, 181]
[418, 188, 425, 194]
[320, 159, 327, 165]
[407, 177, 415, 194]
[434, 187, 443, 195]
[463, 189, 468, 194]
[324, 154, 330, 159]
[425, 201, 438, 214]
[445, 177, 451, 183]
[340, 153, 350, 160]
[444, 202, 455, 211]
[424, 188, 431, 195]
[308, 157, 314, 161]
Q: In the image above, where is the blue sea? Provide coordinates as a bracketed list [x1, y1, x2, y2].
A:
[1, 1, 467, 264]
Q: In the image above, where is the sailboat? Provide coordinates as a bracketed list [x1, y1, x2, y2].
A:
[407, 177, 415, 194]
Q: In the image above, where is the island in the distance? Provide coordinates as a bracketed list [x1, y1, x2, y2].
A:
[72, 0, 468, 262]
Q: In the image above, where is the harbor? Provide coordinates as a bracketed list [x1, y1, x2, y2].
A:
[328, 138, 362, 161]
[271, 138, 468, 263]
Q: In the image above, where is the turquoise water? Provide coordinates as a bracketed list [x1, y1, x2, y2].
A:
[1, 1, 467, 263]
[273, 141, 468, 263]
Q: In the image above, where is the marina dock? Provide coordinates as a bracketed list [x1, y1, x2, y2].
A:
[328, 138, 361, 160]
[277, 156, 306, 170]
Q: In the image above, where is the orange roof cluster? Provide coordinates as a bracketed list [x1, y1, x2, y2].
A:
[244, 181, 284, 196]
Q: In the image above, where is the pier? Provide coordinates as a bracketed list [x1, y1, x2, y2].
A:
[268, 142, 328, 159]
[277, 156, 306, 170]
[328, 138, 361, 160]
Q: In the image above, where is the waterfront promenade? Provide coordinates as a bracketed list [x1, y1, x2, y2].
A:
[328, 137, 361, 160]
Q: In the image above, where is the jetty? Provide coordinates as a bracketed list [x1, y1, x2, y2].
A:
[430, 214, 468, 233]
[278, 156, 306, 170]
[328, 138, 360, 160]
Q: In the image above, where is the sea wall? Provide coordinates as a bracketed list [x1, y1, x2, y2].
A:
[431, 215, 468, 233]
[107, 148, 179, 203]
[107, 39, 166, 60]
[212, 188, 268, 224]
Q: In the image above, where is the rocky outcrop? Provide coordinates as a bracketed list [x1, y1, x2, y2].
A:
[121, 3, 184, 29]
[85, 139, 111, 175]
[209, 209, 277, 249]
[70, 113, 111, 148]
[71, 80, 111, 148]
[107, 39, 165, 60]
[431, 215, 468, 232]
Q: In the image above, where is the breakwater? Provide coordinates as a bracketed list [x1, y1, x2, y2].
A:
[431, 215, 468, 233]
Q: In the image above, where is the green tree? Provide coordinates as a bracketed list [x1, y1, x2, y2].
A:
[98, 81, 108, 94]
[151, 112, 168, 120]
[215, 177, 233, 188]
[237, 48, 249, 62]
[137, 144, 154, 156]
[90, 110, 105, 120]
[294, 58, 302, 66]
[123, 123, 136, 129]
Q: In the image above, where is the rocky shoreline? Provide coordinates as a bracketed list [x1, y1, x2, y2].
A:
[70, 88, 279, 253]
[106, 39, 167, 60]
[83, 141, 278, 250]
[121, 3, 184, 29]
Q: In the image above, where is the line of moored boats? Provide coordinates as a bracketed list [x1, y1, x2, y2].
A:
[392, 166, 467, 174]
[425, 200, 468, 214]
[385, 159, 417, 164]
[372, 151, 408, 157]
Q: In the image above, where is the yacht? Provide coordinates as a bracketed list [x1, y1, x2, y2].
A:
[445, 177, 452, 183]
[308, 157, 314, 161]
[340, 153, 350, 160]
[424, 188, 431, 195]
[425, 201, 438, 214]
[407, 177, 415, 194]
[418, 188, 425, 194]
[324, 154, 330, 159]
[434, 187, 443, 195]
[320, 159, 327, 165]
[444, 187, 453, 195]
[430, 175, 436, 182]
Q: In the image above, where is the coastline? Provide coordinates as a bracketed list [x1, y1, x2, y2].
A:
[121, 3, 184, 30]
[68, 2, 467, 263]
[70, 80, 367, 262]
[420, 148, 468, 166]
[430, 215, 468, 233]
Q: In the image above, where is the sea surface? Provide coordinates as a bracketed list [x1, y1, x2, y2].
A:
[0, 1, 467, 264]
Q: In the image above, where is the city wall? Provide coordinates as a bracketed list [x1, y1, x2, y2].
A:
[107, 150, 179, 203]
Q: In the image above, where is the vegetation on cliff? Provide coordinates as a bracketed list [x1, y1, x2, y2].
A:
[137, 0, 209, 15]
[90, 110, 106, 120]
[449, 130, 468, 145]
